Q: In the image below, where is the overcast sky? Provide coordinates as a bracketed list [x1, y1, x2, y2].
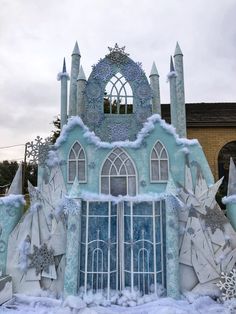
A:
[0, 0, 236, 161]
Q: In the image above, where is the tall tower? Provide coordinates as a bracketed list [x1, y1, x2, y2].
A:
[149, 62, 161, 115]
[77, 66, 87, 117]
[168, 56, 179, 134]
[69, 41, 81, 117]
[57, 58, 69, 128]
[173, 42, 186, 138]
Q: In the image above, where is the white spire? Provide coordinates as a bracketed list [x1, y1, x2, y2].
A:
[174, 42, 183, 56]
[77, 65, 86, 81]
[72, 41, 81, 56]
[150, 62, 159, 77]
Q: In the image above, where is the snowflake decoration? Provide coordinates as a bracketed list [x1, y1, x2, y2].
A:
[136, 84, 152, 101]
[140, 180, 147, 187]
[217, 269, 236, 300]
[121, 63, 142, 81]
[88, 162, 96, 169]
[26, 136, 51, 165]
[202, 206, 227, 233]
[28, 243, 54, 276]
[85, 80, 102, 102]
[108, 123, 129, 141]
[86, 109, 101, 126]
[5, 205, 17, 217]
[137, 109, 150, 123]
[92, 59, 113, 82]
[106, 43, 129, 64]
[63, 196, 81, 215]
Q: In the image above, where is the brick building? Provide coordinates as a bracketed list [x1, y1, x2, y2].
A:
[162, 102, 236, 181]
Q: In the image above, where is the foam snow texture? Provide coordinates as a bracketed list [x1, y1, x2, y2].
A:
[54, 115, 198, 151]
[57, 72, 70, 81]
[0, 194, 25, 207]
[79, 191, 168, 203]
[222, 195, 236, 204]
[167, 71, 178, 81]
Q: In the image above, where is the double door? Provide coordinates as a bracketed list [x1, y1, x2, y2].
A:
[79, 200, 165, 298]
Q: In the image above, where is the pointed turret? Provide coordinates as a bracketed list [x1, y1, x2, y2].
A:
[58, 58, 69, 128]
[72, 41, 81, 56]
[77, 65, 86, 81]
[69, 41, 81, 117]
[149, 62, 161, 115]
[63, 57, 67, 72]
[150, 62, 159, 77]
[168, 56, 178, 135]
[77, 65, 87, 117]
[174, 42, 183, 57]
[173, 42, 186, 138]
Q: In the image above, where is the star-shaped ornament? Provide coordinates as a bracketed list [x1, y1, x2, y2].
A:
[28, 243, 54, 276]
[106, 43, 129, 63]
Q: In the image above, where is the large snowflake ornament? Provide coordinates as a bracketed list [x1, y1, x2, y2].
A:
[26, 136, 51, 165]
[28, 243, 54, 275]
[63, 196, 81, 215]
[121, 62, 142, 81]
[217, 269, 236, 300]
[92, 59, 113, 82]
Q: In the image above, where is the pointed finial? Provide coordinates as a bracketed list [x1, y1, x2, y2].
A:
[69, 177, 81, 198]
[170, 56, 175, 72]
[77, 65, 86, 81]
[62, 58, 67, 73]
[174, 42, 183, 56]
[149, 62, 159, 77]
[72, 41, 81, 56]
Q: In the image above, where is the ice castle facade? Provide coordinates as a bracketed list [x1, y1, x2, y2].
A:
[1, 42, 236, 302]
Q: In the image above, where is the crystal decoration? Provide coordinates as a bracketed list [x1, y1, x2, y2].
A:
[28, 243, 54, 276]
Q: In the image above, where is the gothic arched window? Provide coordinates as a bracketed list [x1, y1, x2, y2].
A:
[104, 73, 133, 114]
[68, 141, 86, 183]
[101, 148, 136, 196]
[150, 141, 169, 182]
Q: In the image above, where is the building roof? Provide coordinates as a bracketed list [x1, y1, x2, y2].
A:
[161, 103, 236, 127]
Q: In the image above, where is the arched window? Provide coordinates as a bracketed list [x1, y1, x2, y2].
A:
[104, 73, 133, 114]
[150, 141, 169, 182]
[101, 148, 136, 196]
[68, 141, 86, 183]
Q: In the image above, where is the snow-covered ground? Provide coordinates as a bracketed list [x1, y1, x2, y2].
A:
[1, 294, 236, 314]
